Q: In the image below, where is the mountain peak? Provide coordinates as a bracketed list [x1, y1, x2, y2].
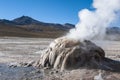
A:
[16, 15, 32, 19]
[12, 16, 41, 25]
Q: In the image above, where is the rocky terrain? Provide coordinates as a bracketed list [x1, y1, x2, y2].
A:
[0, 37, 120, 80]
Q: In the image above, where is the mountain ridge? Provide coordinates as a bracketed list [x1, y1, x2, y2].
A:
[0, 16, 75, 28]
[0, 16, 120, 40]
[0, 16, 75, 38]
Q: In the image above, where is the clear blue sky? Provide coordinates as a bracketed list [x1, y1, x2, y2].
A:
[0, 0, 93, 24]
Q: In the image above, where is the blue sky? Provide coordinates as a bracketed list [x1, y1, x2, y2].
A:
[0, 0, 119, 26]
[0, 0, 93, 24]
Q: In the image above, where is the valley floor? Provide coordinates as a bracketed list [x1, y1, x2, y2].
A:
[0, 37, 120, 80]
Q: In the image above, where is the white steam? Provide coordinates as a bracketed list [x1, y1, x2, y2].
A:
[67, 0, 120, 41]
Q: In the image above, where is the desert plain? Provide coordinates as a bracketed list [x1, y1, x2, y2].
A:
[0, 37, 120, 80]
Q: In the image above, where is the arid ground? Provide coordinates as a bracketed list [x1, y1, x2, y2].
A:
[0, 37, 120, 80]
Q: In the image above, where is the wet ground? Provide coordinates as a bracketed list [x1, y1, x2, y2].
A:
[0, 37, 52, 80]
[0, 63, 45, 80]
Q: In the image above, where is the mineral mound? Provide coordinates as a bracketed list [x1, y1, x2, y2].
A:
[35, 37, 107, 70]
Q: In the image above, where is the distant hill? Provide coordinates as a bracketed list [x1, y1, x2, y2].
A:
[12, 16, 41, 25]
[106, 27, 120, 40]
[0, 16, 74, 38]
[0, 16, 120, 40]
[107, 27, 120, 34]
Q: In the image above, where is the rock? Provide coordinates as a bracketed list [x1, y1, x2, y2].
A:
[8, 62, 20, 68]
[50, 71, 54, 75]
[9, 65, 17, 68]
[19, 62, 32, 67]
[94, 71, 103, 80]
[36, 37, 105, 71]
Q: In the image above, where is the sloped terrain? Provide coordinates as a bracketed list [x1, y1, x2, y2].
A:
[0, 22, 67, 38]
[0, 16, 74, 38]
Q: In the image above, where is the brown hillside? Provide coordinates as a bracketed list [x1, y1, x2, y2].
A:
[0, 23, 66, 38]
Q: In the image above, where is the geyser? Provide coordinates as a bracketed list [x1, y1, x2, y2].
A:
[37, 37, 105, 70]
[67, 0, 120, 40]
[34, 0, 120, 71]
[35, 37, 120, 71]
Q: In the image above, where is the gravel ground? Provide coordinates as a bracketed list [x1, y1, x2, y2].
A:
[0, 37, 120, 80]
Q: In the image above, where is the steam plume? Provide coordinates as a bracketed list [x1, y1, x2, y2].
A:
[67, 0, 120, 41]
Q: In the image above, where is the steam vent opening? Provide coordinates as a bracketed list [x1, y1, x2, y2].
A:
[35, 37, 110, 71]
